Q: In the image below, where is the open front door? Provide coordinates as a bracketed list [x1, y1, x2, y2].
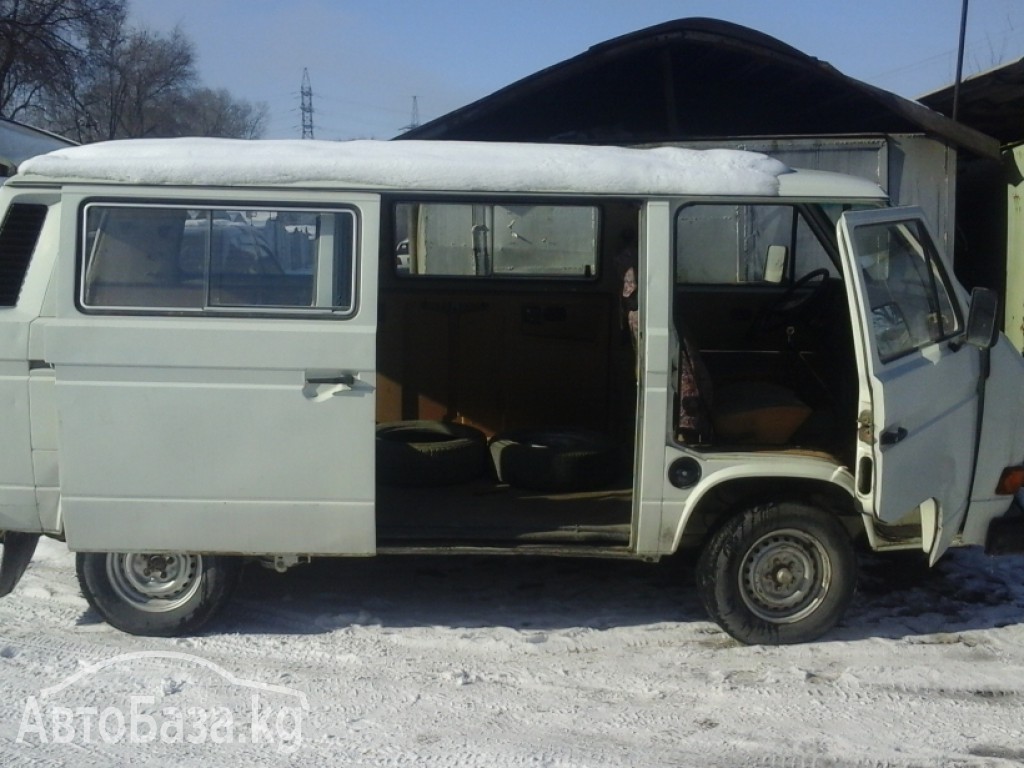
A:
[838, 208, 981, 562]
[47, 197, 378, 555]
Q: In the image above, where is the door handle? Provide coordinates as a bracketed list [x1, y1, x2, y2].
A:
[306, 374, 356, 386]
[879, 427, 908, 446]
[303, 372, 360, 402]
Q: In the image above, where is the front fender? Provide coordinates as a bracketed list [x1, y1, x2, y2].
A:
[662, 451, 857, 554]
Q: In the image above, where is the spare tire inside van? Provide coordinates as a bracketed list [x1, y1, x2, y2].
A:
[376, 420, 488, 487]
[489, 428, 619, 493]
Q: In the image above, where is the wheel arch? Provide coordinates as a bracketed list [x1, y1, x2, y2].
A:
[669, 472, 862, 555]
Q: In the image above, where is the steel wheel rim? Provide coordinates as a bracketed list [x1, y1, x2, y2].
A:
[739, 528, 832, 624]
[106, 553, 203, 613]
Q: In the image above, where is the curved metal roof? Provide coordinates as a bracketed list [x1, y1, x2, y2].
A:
[401, 18, 999, 159]
[919, 58, 1024, 146]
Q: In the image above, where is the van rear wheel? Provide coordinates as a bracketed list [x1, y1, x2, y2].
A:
[76, 552, 241, 636]
[696, 502, 856, 645]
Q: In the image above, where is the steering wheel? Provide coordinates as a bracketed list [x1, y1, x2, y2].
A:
[755, 268, 831, 338]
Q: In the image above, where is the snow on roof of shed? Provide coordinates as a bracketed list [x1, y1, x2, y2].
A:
[17, 138, 792, 196]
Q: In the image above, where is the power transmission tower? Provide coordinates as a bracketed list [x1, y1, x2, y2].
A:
[401, 96, 420, 132]
[301, 68, 315, 139]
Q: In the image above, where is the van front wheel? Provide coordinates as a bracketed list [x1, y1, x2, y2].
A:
[76, 552, 240, 636]
[696, 502, 856, 645]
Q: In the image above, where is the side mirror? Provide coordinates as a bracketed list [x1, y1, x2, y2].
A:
[763, 245, 787, 284]
[965, 286, 999, 350]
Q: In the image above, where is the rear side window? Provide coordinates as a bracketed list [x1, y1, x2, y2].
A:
[394, 202, 599, 278]
[0, 203, 48, 307]
[81, 204, 357, 315]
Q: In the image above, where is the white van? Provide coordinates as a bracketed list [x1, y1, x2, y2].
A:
[1, 138, 1023, 645]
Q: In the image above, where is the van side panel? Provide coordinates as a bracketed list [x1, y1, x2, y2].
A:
[47, 191, 380, 555]
[0, 194, 58, 533]
[0, 352, 37, 531]
[962, 335, 1024, 544]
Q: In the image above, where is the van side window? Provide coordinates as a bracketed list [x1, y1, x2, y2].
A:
[853, 219, 961, 362]
[675, 204, 833, 284]
[394, 202, 598, 278]
[0, 203, 48, 307]
[80, 205, 357, 314]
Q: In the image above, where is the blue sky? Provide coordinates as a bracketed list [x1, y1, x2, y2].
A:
[129, 0, 1024, 140]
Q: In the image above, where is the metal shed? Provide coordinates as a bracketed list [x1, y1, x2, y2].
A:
[401, 18, 997, 159]
[921, 60, 1024, 352]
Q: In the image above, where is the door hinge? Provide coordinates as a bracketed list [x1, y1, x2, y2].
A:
[857, 409, 874, 444]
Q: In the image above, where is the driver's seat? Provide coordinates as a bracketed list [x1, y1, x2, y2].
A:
[676, 325, 812, 446]
[675, 243, 821, 446]
[711, 380, 812, 445]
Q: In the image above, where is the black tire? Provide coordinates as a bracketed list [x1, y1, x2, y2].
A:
[76, 552, 241, 637]
[376, 420, 488, 487]
[696, 502, 856, 645]
[489, 428, 618, 492]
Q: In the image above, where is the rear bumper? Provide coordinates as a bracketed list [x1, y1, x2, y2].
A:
[985, 498, 1024, 555]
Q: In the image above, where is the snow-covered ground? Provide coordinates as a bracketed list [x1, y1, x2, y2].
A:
[2, 537, 1024, 767]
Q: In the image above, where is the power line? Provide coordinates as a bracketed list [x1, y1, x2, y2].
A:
[867, 20, 1024, 88]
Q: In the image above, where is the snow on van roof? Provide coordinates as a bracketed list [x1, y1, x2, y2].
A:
[17, 138, 790, 196]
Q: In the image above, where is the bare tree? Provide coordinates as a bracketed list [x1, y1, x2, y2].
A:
[113, 26, 196, 138]
[41, 12, 267, 141]
[52, 11, 197, 141]
[0, 0, 125, 120]
[179, 87, 269, 139]
[7, 1, 268, 141]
